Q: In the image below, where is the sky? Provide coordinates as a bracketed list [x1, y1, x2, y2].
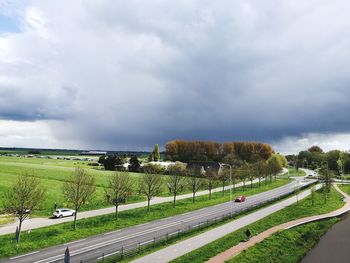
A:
[1, 0, 350, 154]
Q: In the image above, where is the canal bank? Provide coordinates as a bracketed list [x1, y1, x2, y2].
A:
[301, 212, 350, 263]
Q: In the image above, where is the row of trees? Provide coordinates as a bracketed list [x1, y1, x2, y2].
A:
[288, 146, 350, 176]
[5, 153, 285, 244]
[165, 140, 273, 162]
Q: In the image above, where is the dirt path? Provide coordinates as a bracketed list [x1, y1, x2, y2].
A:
[206, 184, 350, 263]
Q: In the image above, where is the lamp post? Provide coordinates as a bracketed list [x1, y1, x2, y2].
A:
[220, 163, 233, 216]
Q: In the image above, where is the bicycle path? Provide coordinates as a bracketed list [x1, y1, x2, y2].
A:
[206, 184, 350, 263]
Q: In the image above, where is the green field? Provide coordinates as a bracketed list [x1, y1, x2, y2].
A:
[0, 156, 149, 216]
[282, 167, 306, 177]
[0, 156, 224, 216]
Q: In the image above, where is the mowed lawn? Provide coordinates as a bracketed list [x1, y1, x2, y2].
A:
[0, 156, 149, 216]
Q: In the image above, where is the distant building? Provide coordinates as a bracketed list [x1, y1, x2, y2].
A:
[81, 151, 107, 156]
[186, 161, 221, 172]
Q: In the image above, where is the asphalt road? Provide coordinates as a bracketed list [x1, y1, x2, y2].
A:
[2, 177, 315, 263]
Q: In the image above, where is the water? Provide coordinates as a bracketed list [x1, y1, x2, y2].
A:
[301, 214, 350, 263]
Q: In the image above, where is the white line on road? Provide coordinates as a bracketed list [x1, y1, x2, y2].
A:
[10, 251, 40, 260]
[64, 239, 86, 246]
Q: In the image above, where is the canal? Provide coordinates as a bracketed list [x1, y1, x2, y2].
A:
[301, 213, 350, 263]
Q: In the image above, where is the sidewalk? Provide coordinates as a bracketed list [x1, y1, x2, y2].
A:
[131, 184, 320, 263]
[0, 176, 274, 235]
[207, 184, 350, 263]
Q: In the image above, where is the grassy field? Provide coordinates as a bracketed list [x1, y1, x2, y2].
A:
[171, 186, 344, 263]
[0, 179, 290, 259]
[227, 218, 339, 263]
[338, 184, 350, 195]
[0, 156, 149, 216]
[0, 155, 240, 216]
[0, 215, 13, 226]
[283, 167, 306, 177]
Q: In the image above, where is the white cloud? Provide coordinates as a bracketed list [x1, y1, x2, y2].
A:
[273, 133, 350, 155]
[0, 120, 83, 149]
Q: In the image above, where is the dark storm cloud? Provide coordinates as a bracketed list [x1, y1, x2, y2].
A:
[1, 0, 350, 150]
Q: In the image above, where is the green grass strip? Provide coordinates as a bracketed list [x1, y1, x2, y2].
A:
[227, 218, 339, 263]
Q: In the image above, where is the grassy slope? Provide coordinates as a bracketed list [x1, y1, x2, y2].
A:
[338, 184, 350, 195]
[228, 218, 339, 263]
[0, 179, 290, 259]
[0, 156, 147, 215]
[172, 187, 343, 263]
[281, 168, 306, 177]
[0, 156, 224, 215]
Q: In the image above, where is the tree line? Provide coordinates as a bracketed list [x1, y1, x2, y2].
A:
[287, 145, 350, 176]
[165, 140, 273, 163]
[4, 154, 285, 244]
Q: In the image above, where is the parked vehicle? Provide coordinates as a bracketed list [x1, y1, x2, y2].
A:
[234, 195, 246, 202]
[52, 208, 76, 218]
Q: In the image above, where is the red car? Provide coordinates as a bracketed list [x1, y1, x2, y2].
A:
[234, 195, 246, 202]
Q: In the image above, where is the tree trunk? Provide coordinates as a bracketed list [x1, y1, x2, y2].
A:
[192, 191, 195, 203]
[243, 180, 245, 191]
[259, 177, 261, 187]
[73, 211, 78, 230]
[173, 193, 176, 208]
[17, 219, 23, 244]
[209, 187, 212, 200]
[115, 205, 119, 220]
[222, 181, 225, 196]
[250, 179, 253, 188]
[147, 198, 151, 212]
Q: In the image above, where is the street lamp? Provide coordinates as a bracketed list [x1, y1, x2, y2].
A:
[220, 163, 233, 216]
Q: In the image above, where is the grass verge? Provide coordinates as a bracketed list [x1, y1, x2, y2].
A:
[227, 218, 339, 263]
[338, 184, 350, 195]
[171, 186, 344, 263]
[0, 179, 289, 259]
[0, 215, 13, 226]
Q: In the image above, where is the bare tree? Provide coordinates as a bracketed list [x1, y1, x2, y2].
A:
[4, 173, 45, 244]
[218, 167, 230, 196]
[254, 160, 266, 187]
[188, 166, 204, 203]
[206, 167, 218, 200]
[140, 167, 163, 211]
[63, 167, 96, 230]
[105, 171, 133, 220]
[319, 165, 334, 204]
[167, 162, 187, 208]
[268, 155, 282, 182]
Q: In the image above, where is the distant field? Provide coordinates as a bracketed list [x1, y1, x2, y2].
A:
[0, 156, 151, 216]
[0, 156, 221, 216]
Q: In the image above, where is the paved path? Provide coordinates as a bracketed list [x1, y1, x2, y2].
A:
[131, 181, 319, 263]
[0, 172, 286, 236]
[206, 184, 350, 263]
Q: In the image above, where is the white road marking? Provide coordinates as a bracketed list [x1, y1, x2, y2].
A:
[10, 251, 40, 260]
[64, 239, 85, 246]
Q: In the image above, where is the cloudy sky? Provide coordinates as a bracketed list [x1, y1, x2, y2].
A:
[1, 0, 350, 154]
